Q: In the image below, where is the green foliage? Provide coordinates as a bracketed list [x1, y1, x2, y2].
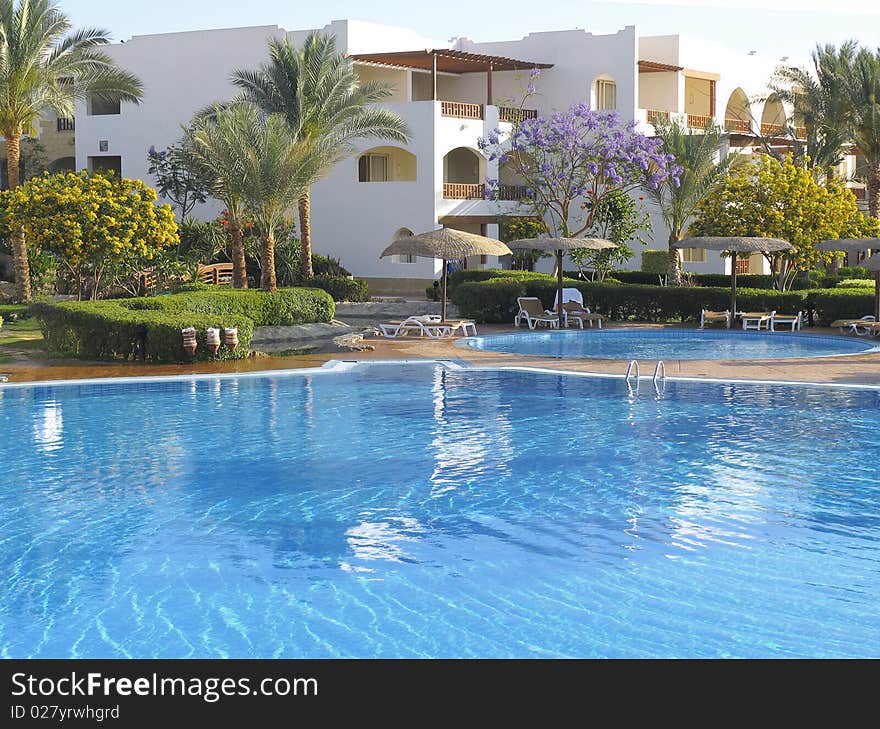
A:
[838, 266, 872, 279]
[570, 190, 649, 280]
[498, 217, 549, 270]
[147, 142, 211, 219]
[178, 218, 228, 262]
[449, 272, 872, 325]
[641, 250, 669, 275]
[837, 278, 874, 288]
[311, 253, 351, 277]
[307, 275, 368, 302]
[0, 303, 28, 320]
[33, 288, 334, 363]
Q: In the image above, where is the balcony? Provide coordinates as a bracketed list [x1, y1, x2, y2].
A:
[687, 113, 713, 129]
[497, 184, 529, 200]
[441, 101, 483, 120]
[725, 118, 751, 134]
[443, 182, 485, 199]
[57, 117, 75, 132]
[645, 109, 671, 125]
[440, 101, 539, 123]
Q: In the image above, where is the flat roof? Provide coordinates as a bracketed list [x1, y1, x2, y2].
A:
[350, 48, 553, 74]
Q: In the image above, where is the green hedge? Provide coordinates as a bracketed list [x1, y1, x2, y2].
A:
[0, 303, 29, 320]
[450, 274, 874, 325]
[307, 275, 369, 302]
[33, 288, 334, 363]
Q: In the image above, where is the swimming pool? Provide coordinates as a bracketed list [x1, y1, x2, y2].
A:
[1, 363, 878, 658]
[460, 328, 878, 360]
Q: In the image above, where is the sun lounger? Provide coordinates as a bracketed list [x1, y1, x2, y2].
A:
[830, 316, 876, 336]
[514, 297, 559, 329]
[770, 311, 803, 332]
[560, 301, 603, 329]
[700, 309, 731, 329]
[740, 311, 773, 331]
[379, 315, 449, 339]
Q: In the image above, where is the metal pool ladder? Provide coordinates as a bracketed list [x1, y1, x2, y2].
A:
[625, 360, 640, 386]
[653, 361, 666, 384]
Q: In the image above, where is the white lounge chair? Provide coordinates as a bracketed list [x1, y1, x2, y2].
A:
[553, 287, 603, 328]
[379, 315, 449, 339]
[770, 311, 803, 332]
[700, 309, 731, 329]
[741, 311, 773, 331]
[514, 297, 559, 329]
[831, 315, 876, 336]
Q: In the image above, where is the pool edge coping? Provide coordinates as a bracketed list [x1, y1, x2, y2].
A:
[2, 357, 879, 392]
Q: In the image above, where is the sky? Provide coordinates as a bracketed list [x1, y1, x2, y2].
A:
[66, 0, 879, 64]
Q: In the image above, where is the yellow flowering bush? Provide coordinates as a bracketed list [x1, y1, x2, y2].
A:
[692, 155, 867, 289]
[2, 171, 179, 299]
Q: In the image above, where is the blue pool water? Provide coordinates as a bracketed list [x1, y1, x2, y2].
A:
[460, 328, 877, 360]
[1, 363, 878, 658]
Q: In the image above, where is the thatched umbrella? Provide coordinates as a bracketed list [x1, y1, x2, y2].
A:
[818, 239, 880, 320]
[674, 237, 793, 324]
[381, 227, 511, 321]
[507, 237, 616, 327]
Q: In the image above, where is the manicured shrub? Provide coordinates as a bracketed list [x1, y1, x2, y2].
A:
[838, 266, 871, 280]
[33, 288, 334, 363]
[451, 275, 874, 325]
[306, 275, 369, 302]
[0, 303, 28, 321]
[640, 250, 668, 274]
[837, 278, 874, 288]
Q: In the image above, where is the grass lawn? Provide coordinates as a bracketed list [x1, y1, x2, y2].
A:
[0, 317, 44, 361]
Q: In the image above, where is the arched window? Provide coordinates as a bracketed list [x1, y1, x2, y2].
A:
[593, 75, 617, 111]
[391, 227, 416, 263]
[442, 147, 486, 199]
[357, 146, 417, 182]
[724, 88, 752, 132]
[761, 94, 787, 135]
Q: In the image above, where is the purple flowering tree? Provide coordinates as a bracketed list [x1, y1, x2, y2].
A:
[480, 104, 680, 270]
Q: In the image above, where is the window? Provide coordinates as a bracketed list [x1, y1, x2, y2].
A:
[88, 96, 121, 116]
[680, 247, 707, 263]
[596, 80, 617, 111]
[88, 156, 122, 176]
[393, 254, 416, 264]
[358, 154, 388, 182]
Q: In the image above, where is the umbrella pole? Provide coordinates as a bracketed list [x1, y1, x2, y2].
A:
[875, 271, 880, 321]
[729, 251, 737, 329]
[557, 249, 564, 328]
[442, 259, 448, 323]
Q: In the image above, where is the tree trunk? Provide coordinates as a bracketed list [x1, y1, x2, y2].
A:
[229, 218, 247, 289]
[6, 134, 31, 302]
[298, 189, 313, 279]
[668, 236, 682, 286]
[867, 163, 880, 220]
[261, 232, 277, 292]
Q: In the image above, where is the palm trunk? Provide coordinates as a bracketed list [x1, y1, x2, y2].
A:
[229, 218, 247, 288]
[868, 163, 880, 219]
[261, 232, 277, 292]
[668, 235, 682, 286]
[298, 190, 313, 279]
[6, 134, 31, 302]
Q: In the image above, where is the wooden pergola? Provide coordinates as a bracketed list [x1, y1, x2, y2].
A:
[350, 49, 553, 105]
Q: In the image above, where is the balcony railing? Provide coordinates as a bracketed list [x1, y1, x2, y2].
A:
[497, 184, 529, 201]
[444, 182, 485, 199]
[725, 118, 751, 134]
[57, 117, 75, 132]
[687, 114, 713, 129]
[498, 107, 538, 124]
[794, 126, 807, 140]
[441, 101, 483, 120]
[645, 109, 671, 125]
[760, 122, 786, 137]
[852, 187, 866, 200]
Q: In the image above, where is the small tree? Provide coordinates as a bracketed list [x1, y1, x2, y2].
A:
[692, 154, 862, 290]
[147, 142, 210, 221]
[498, 216, 548, 270]
[481, 105, 678, 274]
[3, 171, 178, 299]
[569, 190, 650, 281]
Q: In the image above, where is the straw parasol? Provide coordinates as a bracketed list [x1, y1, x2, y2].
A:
[817, 239, 880, 319]
[674, 237, 793, 323]
[381, 227, 512, 321]
[507, 237, 616, 326]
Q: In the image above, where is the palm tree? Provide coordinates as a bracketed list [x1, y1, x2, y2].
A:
[769, 42, 855, 182]
[646, 118, 734, 285]
[232, 32, 410, 278]
[844, 47, 880, 218]
[0, 0, 142, 301]
[187, 106, 251, 288]
[191, 104, 322, 291]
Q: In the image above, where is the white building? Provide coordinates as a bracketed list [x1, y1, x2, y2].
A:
[73, 19, 860, 294]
